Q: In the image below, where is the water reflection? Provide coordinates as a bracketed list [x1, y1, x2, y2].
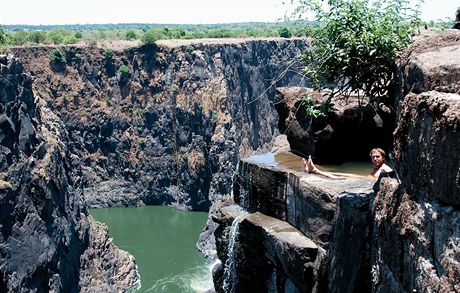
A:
[244, 152, 371, 175]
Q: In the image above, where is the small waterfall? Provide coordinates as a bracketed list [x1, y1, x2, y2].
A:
[235, 162, 251, 210]
[222, 211, 248, 292]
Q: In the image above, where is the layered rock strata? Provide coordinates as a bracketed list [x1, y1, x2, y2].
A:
[12, 38, 308, 210]
[214, 154, 376, 292]
[0, 55, 138, 291]
[213, 205, 326, 293]
[369, 29, 460, 293]
[214, 30, 460, 292]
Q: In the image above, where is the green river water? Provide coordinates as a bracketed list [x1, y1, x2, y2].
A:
[90, 206, 213, 293]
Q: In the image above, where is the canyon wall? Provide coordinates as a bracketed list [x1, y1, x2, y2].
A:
[12, 38, 307, 211]
[371, 29, 460, 292]
[2, 38, 308, 291]
[0, 55, 138, 291]
[212, 30, 460, 292]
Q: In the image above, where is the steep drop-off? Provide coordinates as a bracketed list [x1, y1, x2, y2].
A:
[12, 38, 307, 211]
[212, 30, 460, 292]
[0, 55, 138, 291]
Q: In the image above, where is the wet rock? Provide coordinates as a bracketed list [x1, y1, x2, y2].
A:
[221, 155, 375, 291]
[235, 212, 325, 293]
[213, 205, 325, 293]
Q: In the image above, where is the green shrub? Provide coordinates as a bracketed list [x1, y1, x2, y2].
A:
[63, 36, 77, 44]
[49, 48, 66, 64]
[125, 30, 137, 40]
[103, 48, 113, 58]
[28, 31, 47, 44]
[10, 31, 28, 46]
[49, 31, 64, 44]
[294, 0, 422, 107]
[74, 31, 83, 39]
[142, 29, 163, 44]
[0, 27, 6, 45]
[279, 27, 292, 38]
[300, 95, 328, 118]
[118, 65, 129, 74]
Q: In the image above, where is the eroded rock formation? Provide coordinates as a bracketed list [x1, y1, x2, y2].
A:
[0, 55, 138, 292]
[2, 38, 309, 291]
[12, 38, 307, 211]
[274, 87, 395, 163]
[370, 30, 460, 290]
[213, 154, 376, 292]
[213, 30, 460, 292]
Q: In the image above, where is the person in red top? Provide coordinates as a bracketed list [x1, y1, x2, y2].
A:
[303, 148, 393, 179]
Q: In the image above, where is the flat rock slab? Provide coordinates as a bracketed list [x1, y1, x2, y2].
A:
[235, 152, 374, 248]
[236, 211, 324, 292]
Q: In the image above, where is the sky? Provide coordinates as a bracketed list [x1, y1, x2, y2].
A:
[0, 0, 457, 25]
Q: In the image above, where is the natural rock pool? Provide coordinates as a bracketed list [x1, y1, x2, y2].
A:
[246, 152, 373, 175]
[90, 206, 213, 292]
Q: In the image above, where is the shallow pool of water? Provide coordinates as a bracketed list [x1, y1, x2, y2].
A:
[90, 206, 213, 293]
[244, 152, 373, 176]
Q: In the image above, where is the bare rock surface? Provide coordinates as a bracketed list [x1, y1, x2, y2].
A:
[0, 54, 89, 292]
[274, 87, 395, 163]
[217, 154, 375, 292]
[11, 39, 308, 211]
[79, 217, 139, 292]
[394, 91, 460, 206]
[371, 34, 460, 292]
[403, 29, 460, 94]
[372, 178, 460, 293]
[212, 205, 325, 293]
[0, 55, 138, 292]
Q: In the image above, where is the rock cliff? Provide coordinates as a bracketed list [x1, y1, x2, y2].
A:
[3, 38, 309, 291]
[213, 153, 376, 292]
[371, 29, 460, 292]
[12, 38, 307, 211]
[212, 30, 460, 292]
[0, 55, 138, 292]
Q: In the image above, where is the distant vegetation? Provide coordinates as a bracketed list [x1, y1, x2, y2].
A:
[0, 18, 453, 49]
[0, 22, 317, 48]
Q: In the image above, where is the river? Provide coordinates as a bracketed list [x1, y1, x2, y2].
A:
[90, 206, 213, 293]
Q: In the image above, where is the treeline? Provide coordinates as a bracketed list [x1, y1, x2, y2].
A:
[0, 22, 316, 47]
[0, 19, 453, 48]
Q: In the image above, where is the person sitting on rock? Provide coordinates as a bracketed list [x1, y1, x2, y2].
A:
[302, 148, 393, 179]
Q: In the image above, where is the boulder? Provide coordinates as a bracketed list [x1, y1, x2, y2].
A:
[403, 29, 460, 94]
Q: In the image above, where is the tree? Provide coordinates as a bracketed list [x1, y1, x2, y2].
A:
[28, 31, 47, 44]
[141, 29, 163, 44]
[0, 27, 6, 45]
[49, 48, 66, 64]
[125, 30, 137, 40]
[292, 0, 422, 107]
[279, 27, 292, 38]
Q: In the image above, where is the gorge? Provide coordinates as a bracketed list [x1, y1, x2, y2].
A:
[1, 28, 459, 292]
